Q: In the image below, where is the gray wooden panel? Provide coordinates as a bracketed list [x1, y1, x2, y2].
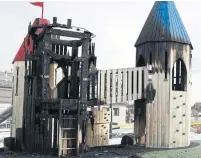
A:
[106, 70, 111, 104]
[143, 67, 148, 98]
[122, 69, 127, 102]
[127, 69, 132, 101]
[138, 69, 142, 99]
[112, 69, 117, 104]
[97, 71, 101, 104]
[133, 69, 137, 100]
[117, 69, 122, 103]
[100, 70, 106, 104]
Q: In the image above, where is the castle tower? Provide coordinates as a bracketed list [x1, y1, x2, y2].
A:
[135, 1, 192, 148]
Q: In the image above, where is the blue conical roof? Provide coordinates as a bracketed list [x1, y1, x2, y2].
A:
[135, 1, 192, 49]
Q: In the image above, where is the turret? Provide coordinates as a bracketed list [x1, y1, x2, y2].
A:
[135, 1, 192, 148]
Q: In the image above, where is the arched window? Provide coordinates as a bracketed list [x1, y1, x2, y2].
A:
[136, 55, 146, 94]
[172, 58, 187, 91]
[137, 55, 146, 67]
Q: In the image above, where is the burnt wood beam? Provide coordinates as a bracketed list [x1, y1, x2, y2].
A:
[44, 48, 84, 67]
[29, 23, 93, 34]
[47, 29, 92, 39]
[44, 48, 72, 60]
[80, 38, 90, 108]
[50, 39, 82, 47]
[70, 45, 79, 98]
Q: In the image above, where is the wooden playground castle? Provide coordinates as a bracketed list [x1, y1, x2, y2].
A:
[9, 1, 192, 157]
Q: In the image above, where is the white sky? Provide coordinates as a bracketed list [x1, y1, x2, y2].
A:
[0, 1, 200, 104]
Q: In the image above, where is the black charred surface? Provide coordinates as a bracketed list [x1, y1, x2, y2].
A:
[19, 18, 98, 157]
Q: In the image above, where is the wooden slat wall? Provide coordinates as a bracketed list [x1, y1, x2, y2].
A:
[11, 61, 25, 138]
[51, 66, 148, 105]
[137, 42, 191, 149]
[98, 67, 148, 105]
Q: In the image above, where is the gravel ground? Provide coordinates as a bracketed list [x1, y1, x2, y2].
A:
[0, 141, 200, 158]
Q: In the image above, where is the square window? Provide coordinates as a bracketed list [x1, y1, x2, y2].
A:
[113, 108, 119, 116]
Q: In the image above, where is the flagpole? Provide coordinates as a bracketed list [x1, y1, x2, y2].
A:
[30, 2, 44, 19]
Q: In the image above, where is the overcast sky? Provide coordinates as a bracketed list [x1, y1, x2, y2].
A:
[0, 1, 200, 104]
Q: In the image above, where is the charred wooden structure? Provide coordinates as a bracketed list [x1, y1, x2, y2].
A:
[22, 17, 98, 156]
[9, 1, 193, 157]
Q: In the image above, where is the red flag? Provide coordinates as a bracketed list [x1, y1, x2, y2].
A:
[30, 2, 44, 19]
[30, 2, 43, 7]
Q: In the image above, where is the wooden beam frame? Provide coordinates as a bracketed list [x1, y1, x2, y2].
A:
[47, 29, 92, 39]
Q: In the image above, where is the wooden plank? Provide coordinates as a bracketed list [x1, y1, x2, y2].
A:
[169, 43, 174, 148]
[97, 71, 101, 106]
[117, 69, 122, 103]
[143, 67, 148, 98]
[49, 64, 55, 90]
[159, 44, 163, 147]
[60, 45, 64, 56]
[172, 92, 176, 148]
[164, 43, 169, 148]
[138, 69, 142, 99]
[44, 117, 48, 153]
[146, 90, 150, 147]
[58, 106, 62, 157]
[112, 69, 117, 104]
[48, 117, 53, 153]
[133, 69, 137, 100]
[152, 43, 161, 147]
[183, 92, 187, 147]
[186, 91, 190, 146]
[180, 92, 184, 147]
[100, 71, 106, 104]
[50, 39, 81, 46]
[91, 75, 96, 100]
[106, 70, 111, 104]
[47, 29, 91, 39]
[127, 69, 132, 101]
[122, 69, 127, 102]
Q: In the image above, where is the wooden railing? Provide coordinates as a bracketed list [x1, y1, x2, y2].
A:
[52, 66, 148, 105]
[97, 66, 148, 104]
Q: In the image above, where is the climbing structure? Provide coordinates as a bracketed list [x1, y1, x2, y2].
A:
[135, 1, 192, 148]
[9, 1, 193, 157]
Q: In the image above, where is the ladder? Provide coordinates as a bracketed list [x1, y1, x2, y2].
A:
[58, 103, 78, 157]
